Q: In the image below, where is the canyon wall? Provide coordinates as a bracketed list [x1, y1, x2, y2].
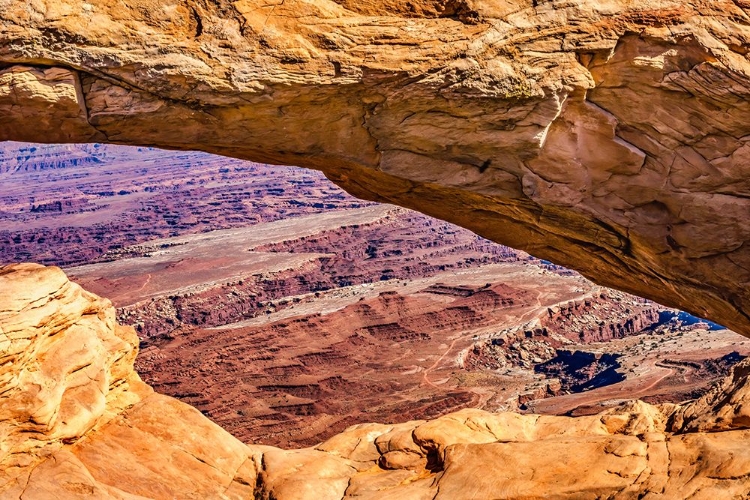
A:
[5, 264, 750, 499]
[1, 1, 750, 335]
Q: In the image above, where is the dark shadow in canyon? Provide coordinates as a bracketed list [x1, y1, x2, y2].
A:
[534, 350, 625, 396]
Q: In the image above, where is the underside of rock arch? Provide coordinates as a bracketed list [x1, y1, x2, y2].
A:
[2, 0, 750, 335]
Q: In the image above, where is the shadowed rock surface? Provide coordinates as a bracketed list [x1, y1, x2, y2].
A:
[3, 264, 750, 499]
[1, 1, 750, 336]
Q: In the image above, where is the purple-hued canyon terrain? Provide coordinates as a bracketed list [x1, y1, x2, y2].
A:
[2, 142, 747, 450]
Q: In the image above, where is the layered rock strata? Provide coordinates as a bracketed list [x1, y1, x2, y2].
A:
[3, 264, 750, 499]
[1, 1, 750, 335]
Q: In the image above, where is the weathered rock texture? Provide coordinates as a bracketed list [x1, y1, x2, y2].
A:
[3, 264, 750, 499]
[1, 1, 750, 335]
[0, 264, 259, 499]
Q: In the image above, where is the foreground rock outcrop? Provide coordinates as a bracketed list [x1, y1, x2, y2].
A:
[0, 264, 258, 499]
[3, 263, 750, 499]
[1, 1, 750, 335]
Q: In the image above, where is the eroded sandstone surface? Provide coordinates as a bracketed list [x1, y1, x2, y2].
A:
[3, 264, 750, 499]
[1, 1, 750, 335]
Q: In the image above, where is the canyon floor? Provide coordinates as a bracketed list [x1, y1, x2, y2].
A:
[2, 142, 750, 450]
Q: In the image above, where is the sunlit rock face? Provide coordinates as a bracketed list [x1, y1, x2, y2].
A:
[1, 1, 750, 335]
[2, 264, 750, 499]
[0, 264, 259, 499]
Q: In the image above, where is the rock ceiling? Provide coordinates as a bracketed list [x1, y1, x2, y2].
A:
[1, 0, 750, 334]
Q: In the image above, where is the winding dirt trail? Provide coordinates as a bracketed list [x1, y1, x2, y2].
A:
[135, 273, 152, 293]
[422, 337, 461, 388]
[517, 289, 543, 323]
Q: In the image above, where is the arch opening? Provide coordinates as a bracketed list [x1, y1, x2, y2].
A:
[1, 140, 746, 448]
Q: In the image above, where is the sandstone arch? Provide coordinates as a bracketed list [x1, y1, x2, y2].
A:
[1, 1, 750, 334]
